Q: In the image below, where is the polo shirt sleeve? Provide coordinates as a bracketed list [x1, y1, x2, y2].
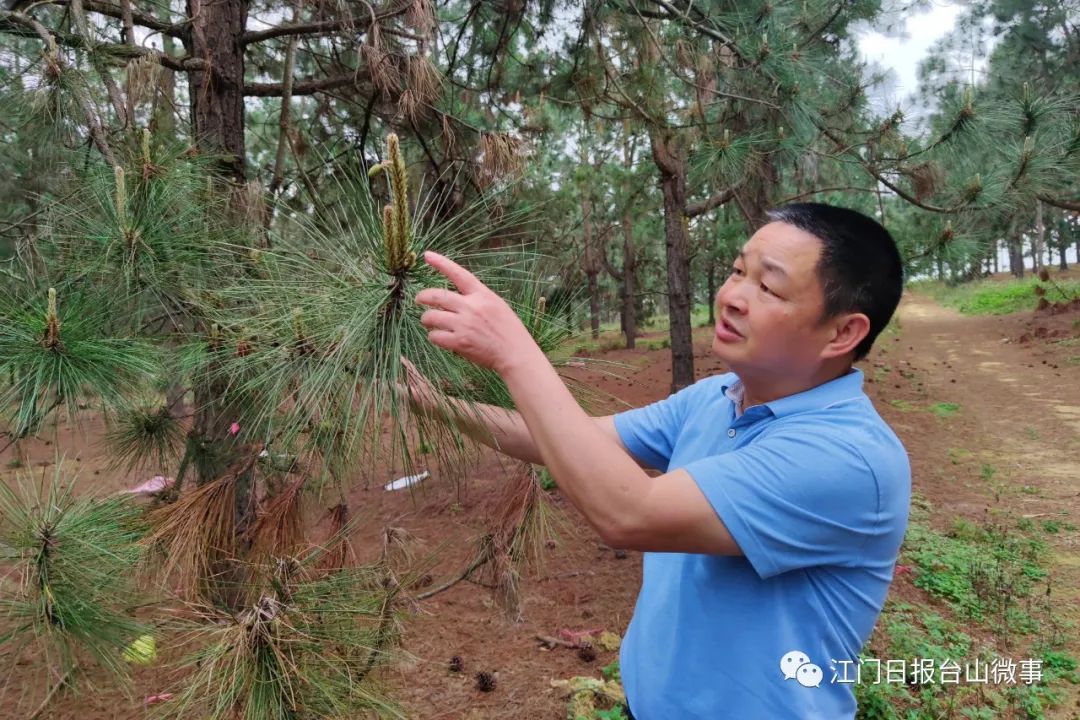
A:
[682, 429, 884, 579]
[613, 381, 706, 472]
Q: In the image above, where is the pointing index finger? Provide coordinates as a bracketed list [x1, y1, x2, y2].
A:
[423, 251, 484, 295]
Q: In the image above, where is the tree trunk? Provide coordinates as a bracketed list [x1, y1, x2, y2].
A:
[1032, 199, 1045, 272]
[620, 210, 637, 349]
[707, 259, 716, 327]
[620, 125, 637, 350]
[650, 131, 694, 393]
[1008, 219, 1024, 279]
[185, 0, 249, 181]
[151, 36, 178, 138]
[581, 193, 601, 340]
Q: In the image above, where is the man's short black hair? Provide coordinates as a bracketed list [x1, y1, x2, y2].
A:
[765, 203, 903, 362]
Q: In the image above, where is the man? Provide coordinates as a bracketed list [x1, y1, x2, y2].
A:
[408, 203, 911, 719]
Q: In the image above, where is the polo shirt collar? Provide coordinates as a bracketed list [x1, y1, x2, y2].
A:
[721, 368, 865, 419]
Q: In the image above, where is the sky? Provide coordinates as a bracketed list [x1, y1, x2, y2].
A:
[853, 1, 972, 118]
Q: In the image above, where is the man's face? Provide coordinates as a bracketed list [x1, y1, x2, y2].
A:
[712, 221, 835, 377]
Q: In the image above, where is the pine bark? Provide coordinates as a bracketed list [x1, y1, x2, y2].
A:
[650, 131, 694, 393]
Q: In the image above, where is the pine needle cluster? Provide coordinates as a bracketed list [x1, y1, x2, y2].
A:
[0, 468, 150, 680]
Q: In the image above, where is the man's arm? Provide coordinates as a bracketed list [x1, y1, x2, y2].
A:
[403, 369, 627, 466]
[414, 252, 743, 556]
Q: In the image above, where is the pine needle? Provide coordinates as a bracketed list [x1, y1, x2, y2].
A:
[0, 467, 150, 682]
[144, 458, 250, 600]
[160, 559, 405, 720]
[247, 476, 307, 560]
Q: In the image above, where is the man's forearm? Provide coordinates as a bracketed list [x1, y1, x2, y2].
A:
[500, 347, 651, 545]
[410, 394, 544, 464]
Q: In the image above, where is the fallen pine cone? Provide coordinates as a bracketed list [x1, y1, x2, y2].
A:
[475, 671, 497, 692]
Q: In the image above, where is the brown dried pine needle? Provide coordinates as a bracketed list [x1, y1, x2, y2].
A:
[145, 471, 239, 596]
[247, 476, 307, 559]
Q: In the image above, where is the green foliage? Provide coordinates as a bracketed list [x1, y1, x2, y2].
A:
[162, 557, 403, 720]
[903, 519, 1046, 625]
[104, 404, 185, 473]
[914, 278, 1080, 315]
[537, 466, 557, 491]
[0, 469, 150, 680]
[600, 660, 621, 682]
[194, 150, 569, 485]
[929, 402, 961, 418]
[0, 287, 160, 436]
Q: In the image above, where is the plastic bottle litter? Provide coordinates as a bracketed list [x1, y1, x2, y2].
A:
[384, 470, 430, 491]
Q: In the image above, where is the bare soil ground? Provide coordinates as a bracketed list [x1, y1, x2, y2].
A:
[1, 286, 1078, 719]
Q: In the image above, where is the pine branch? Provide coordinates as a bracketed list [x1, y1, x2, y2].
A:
[602, 245, 623, 281]
[686, 186, 738, 217]
[241, 1, 411, 45]
[245, 73, 368, 97]
[817, 125, 975, 214]
[0, 10, 116, 165]
[242, 19, 356, 46]
[0, 13, 205, 71]
[69, 0, 131, 127]
[778, 185, 879, 204]
[268, 1, 301, 196]
[46, 0, 188, 38]
[802, 2, 845, 49]
[1038, 194, 1080, 212]
[645, 0, 745, 61]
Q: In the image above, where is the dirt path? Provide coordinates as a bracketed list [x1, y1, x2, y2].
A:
[877, 291, 1080, 717]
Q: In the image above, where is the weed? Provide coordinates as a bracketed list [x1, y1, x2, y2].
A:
[1040, 520, 1060, 534]
[1024, 427, 1040, 440]
[537, 467, 557, 491]
[904, 520, 1046, 627]
[979, 464, 996, 482]
[889, 399, 914, 411]
[1040, 649, 1078, 682]
[947, 447, 972, 464]
[930, 402, 961, 418]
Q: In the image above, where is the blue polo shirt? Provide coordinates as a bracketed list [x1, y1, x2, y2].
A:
[613, 369, 910, 719]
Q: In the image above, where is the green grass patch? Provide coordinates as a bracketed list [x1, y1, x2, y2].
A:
[853, 498, 1074, 719]
[904, 519, 1046, 624]
[930, 402, 961, 418]
[912, 277, 1080, 316]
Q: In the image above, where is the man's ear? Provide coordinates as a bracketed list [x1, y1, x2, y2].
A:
[821, 312, 870, 359]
